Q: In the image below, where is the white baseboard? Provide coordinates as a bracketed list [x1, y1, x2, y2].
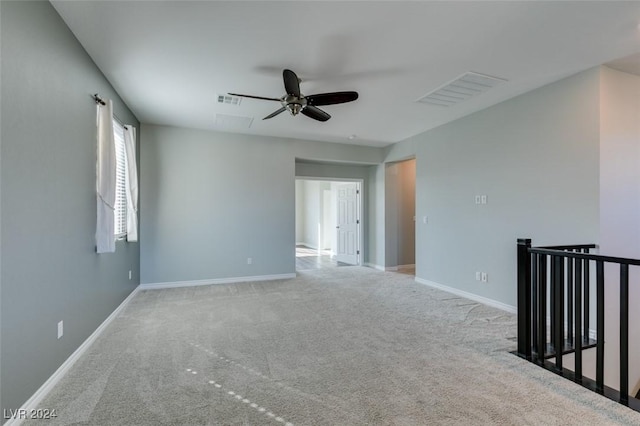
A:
[365, 262, 385, 271]
[384, 264, 415, 272]
[414, 278, 599, 341]
[139, 273, 296, 290]
[398, 264, 415, 271]
[296, 242, 317, 250]
[4, 286, 140, 426]
[415, 277, 517, 313]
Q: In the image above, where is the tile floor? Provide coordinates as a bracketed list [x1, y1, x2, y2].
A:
[295, 245, 346, 271]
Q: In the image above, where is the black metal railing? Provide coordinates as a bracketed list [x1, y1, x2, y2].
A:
[517, 238, 640, 410]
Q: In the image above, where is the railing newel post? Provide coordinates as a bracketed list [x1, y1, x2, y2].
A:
[517, 238, 532, 359]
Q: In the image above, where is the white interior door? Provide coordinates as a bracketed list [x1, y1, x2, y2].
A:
[335, 182, 359, 265]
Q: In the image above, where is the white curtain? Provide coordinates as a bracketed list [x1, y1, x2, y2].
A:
[96, 99, 116, 253]
[124, 125, 138, 241]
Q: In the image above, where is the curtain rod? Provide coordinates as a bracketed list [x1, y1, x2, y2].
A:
[93, 93, 106, 105]
[93, 93, 128, 130]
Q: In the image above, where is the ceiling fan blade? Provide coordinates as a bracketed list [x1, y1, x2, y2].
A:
[263, 107, 287, 120]
[306, 91, 359, 106]
[283, 69, 301, 97]
[228, 93, 281, 102]
[301, 105, 331, 122]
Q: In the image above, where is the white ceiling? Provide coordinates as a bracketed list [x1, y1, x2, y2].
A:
[51, 1, 640, 148]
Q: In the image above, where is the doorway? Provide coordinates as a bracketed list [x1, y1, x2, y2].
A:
[295, 179, 362, 271]
[385, 159, 416, 275]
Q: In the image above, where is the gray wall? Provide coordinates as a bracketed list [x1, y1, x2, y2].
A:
[1, 1, 139, 416]
[366, 165, 386, 268]
[295, 180, 305, 243]
[140, 126, 383, 284]
[295, 161, 374, 180]
[383, 68, 601, 307]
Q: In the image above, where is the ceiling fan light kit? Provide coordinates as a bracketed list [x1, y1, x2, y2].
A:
[229, 69, 358, 122]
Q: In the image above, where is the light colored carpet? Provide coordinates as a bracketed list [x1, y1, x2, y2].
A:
[26, 267, 640, 425]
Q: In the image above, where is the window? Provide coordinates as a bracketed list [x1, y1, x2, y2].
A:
[113, 120, 128, 239]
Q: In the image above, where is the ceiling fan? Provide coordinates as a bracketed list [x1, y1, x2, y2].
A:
[229, 69, 358, 122]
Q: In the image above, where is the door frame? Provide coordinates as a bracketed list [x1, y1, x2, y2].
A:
[294, 176, 364, 266]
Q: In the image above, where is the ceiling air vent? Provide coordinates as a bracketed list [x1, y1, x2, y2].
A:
[215, 113, 254, 129]
[217, 94, 242, 106]
[416, 72, 507, 107]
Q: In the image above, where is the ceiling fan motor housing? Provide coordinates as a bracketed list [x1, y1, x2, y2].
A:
[282, 94, 306, 116]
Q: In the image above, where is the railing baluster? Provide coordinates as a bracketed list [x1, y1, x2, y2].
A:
[574, 258, 583, 381]
[532, 253, 538, 354]
[537, 254, 547, 363]
[596, 260, 605, 393]
[584, 251, 590, 341]
[567, 255, 574, 344]
[553, 255, 564, 371]
[550, 256, 556, 348]
[620, 263, 629, 405]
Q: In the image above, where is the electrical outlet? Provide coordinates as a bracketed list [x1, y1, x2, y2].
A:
[423, 216, 428, 224]
[481, 195, 487, 204]
[475, 195, 481, 204]
[57, 321, 63, 339]
[247, 258, 252, 265]
[128, 270, 132, 280]
[481, 272, 488, 282]
[475, 272, 481, 281]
